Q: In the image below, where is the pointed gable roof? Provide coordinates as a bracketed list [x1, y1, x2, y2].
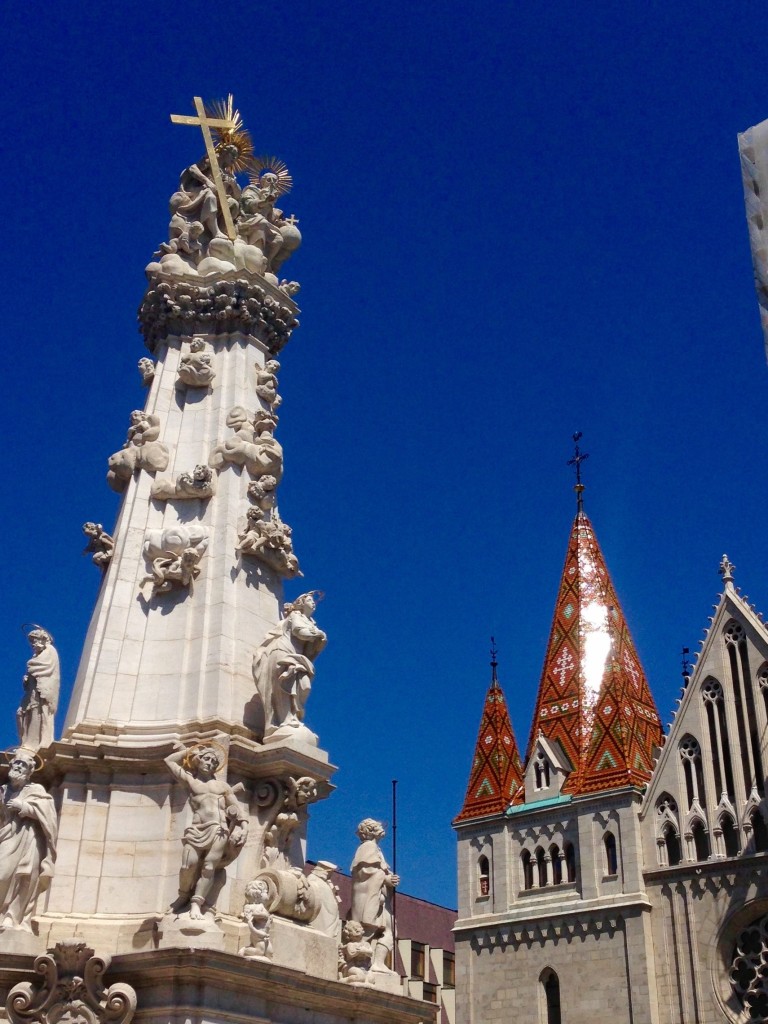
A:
[455, 665, 524, 822]
[526, 510, 663, 796]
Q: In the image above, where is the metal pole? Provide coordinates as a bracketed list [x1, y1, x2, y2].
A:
[392, 778, 398, 969]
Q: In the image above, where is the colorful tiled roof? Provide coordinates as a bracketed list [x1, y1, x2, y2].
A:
[455, 667, 524, 822]
[525, 511, 663, 795]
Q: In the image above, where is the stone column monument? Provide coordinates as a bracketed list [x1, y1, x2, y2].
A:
[0, 97, 427, 1024]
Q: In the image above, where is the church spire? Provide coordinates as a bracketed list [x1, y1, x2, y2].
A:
[526, 509, 663, 795]
[455, 642, 524, 822]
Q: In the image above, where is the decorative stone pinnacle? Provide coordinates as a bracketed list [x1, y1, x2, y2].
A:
[719, 553, 736, 585]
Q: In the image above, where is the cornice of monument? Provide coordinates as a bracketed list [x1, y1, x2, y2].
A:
[139, 269, 300, 354]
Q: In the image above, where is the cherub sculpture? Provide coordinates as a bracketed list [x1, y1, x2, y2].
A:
[339, 920, 374, 983]
[252, 592, 326, 739]
[177, 339, 216, 388]
[209, 406, 283, 482]
[165, 743, 248, 921]
[247, 474, 278, 511]
[141, 524, 209, 597]
[239, 878, 273, 961]
[138, 357, 155, 386]
[82, 522, 114, 569]
[107, 411, 170, 492]
[151, 464, 216, 502]
[255, 359, 281, 409]
[237, 507, 301, 579]
[17, 628, 60, 751]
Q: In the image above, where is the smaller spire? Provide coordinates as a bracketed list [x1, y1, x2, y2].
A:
[567, 432, 589, 512]
[490, 636, 498, 685]
[719, 553, 736, 586]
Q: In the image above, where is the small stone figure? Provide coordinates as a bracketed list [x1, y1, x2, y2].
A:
[247, 474, 278, 510]
[17, 628, 60, 751]
[141, 524, 209, 597]
[0, 748, 58, 930]
[349, 819, 400, 974]
[339, 920, 374, 983]
[82, 522, 114, 569]
[138, 357, 155, 386]
[239, 879, 273, 961]
[209, 406, 283, 482]
[255, 359, 282, 409]
[177, 339, 216, 388]
[252, 592, 327, 741]
[107, 411, 170, 493]
[164, 743, 248, 921]
[151, 464, 216, 502]
[262, 776, 318, 870]
[238, 170, 302, 275]
[237, 507, 301, 579]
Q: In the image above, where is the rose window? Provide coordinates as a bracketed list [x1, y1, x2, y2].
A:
[729, 914, 768, 1021]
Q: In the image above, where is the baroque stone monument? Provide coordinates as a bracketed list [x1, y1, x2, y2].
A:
[0, 95, 427, 1024]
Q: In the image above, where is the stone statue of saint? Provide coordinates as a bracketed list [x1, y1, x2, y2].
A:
[17, 628, 60, 750]
[349, 818, 399, 974]
[252, 592, 327, 740]
[0, 749, 58, 930]
[171, 145, 241, 245]
[164, 744, 248, 920]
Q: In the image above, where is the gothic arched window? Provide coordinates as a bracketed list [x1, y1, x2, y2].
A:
[691, 819, 710, 862]
[702, 676, 736, 802]
[477, 854, 490, 897]
[549, 844, 562, 885]
[603, 831, 618, 875]
[720, 813, 740, 858]
[534, 752, 551, 790]
[679, 735, 706, 810]
[729, 912, 768, 1021]
[724, 620, 764, 796]
[663, 824, 682, 866]
[535, 846, 547, 888]
[521, 849, 533, 891]
[564, 842, 576, 883]
[540, 968, 562, 1024]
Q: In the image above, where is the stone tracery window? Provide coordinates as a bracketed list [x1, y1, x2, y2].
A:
[729, 913, 768, 1021]
[702, 677, 736, 803]
[724, 620, 764, 796]
[679, 734, 706, 810]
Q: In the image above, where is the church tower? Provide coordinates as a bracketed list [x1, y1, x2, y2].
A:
[0, 98, 426, 1024]
[454, 483, 664, 1024]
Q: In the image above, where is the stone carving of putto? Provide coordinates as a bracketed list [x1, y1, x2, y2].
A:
[107, 410, 170, 493]
[138, 357, 155, 386]
[151, 464, 216, 502]
[252, 591, 327, 743]
[339, 920, 374, 984]
[141, 523, 209, 596]
[0, 748, 58, 932]
[7, 939, 136, 1024]
[237, 506, 301, 579]
[255, 359, 282, 409]
[248, 474, 278, 510]
[239, 879, 273, 961]
[164, 743, 248, 922]
[209, 406, 283, 482]
[145, 146, 302, 285]
[244, 862, 339, 937]
[82, 522, 114, 569]
[17, 628, 60, 751]
[177, 338, 215, 388]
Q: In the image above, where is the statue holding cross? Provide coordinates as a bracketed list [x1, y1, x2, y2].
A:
[146, 96, 302, 283]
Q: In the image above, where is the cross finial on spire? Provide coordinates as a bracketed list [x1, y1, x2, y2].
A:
[567, 432, 589, 512]
[490, 636, 498, 684]
[719, 553, 736, 586]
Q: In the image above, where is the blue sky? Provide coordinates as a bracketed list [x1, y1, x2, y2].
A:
[3, 2, 768, 908]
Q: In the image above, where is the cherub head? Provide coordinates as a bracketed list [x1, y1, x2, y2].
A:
[190, 338, 206, 352]
[192, 464, 212, 484]
[245, 878, 270, 905]
[82, 522, 102, 539]
[343, 920, 365, 942]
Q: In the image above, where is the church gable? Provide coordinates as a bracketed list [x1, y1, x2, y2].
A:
[642, 559, 768, 864]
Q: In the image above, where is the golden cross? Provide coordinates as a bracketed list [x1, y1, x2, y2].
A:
[170, 96, 238, 241]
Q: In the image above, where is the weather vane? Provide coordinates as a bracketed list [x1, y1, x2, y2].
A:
[490, 636, 498, 683]
[567, 431, 589, 511]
